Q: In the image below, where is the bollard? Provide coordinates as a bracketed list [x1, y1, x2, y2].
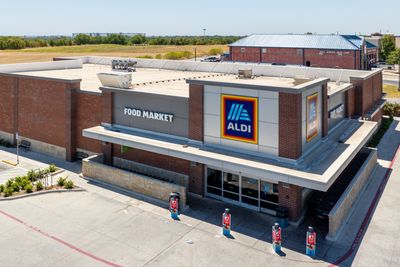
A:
[169, 192, 180, 219]
[272, 223, 282, 253]
[306, 226, 316, 257]
[222, 208, 231, 236]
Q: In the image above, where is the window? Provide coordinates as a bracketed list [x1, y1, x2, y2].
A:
[240, 47, 246, 53]
[207, 168, 222, 196]
[262, 48, 267, 54]
[223, 173, 239, 193]
[297, 49, 303, 55]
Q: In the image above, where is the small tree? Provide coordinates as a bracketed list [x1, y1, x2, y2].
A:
[380, 35, 396, 61]
[387, 49, 400, 65]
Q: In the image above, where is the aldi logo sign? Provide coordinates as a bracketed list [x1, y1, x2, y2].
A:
[221, 95, 258, 144]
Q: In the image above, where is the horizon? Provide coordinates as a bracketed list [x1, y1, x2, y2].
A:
[1, 0, 399, 36]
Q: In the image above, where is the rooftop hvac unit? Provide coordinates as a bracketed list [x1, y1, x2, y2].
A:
[97, 72, 132, 89]
[112, 59, 137, 72]
[238, 69, 252, 79]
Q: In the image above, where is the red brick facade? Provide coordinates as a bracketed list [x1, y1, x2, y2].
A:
[278, 92, 302, 159]
[278, 182, 303, 221]
[230, 46, 363, 70]
[114, 145, 190, 175]
[0, 74, 103, 161]
[350, 72, 383, 118]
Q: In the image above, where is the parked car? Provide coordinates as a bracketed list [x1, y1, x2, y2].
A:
[201, 56, 221, 62]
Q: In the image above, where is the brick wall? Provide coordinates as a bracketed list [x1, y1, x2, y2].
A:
[101, 91, 113, 124]
[279, 93, 302, 159]
[345, 88, 356, 117]
[230, 47, 261, 62]
[189, 163, 204, 196]
[261, 48, 303, 65]
[74, 91, 102, 153]
[189, 84, 204, 142]
[0, 76, 17, 135]
[322, 84, 329, 137]
[230, 46, 360, 69]
[304, 49, 357, 69]
[114, 145, 190, 175]
[278, 182, 302, 221]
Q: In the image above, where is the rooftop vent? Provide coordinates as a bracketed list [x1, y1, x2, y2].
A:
[97, 73, 132, 89]
[238, 69, 252, 79]
[111, 59, 137, 72]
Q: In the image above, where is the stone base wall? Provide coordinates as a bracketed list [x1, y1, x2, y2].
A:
[83, 155, 187, 206]
[20, 136, 66, 160]
[113, 157, 189, 188]
[327, 148, 377, 240]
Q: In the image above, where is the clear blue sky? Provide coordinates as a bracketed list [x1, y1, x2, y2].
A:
[1, 0, 399, 36]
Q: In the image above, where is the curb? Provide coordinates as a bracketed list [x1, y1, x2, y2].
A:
[0, 187, 86, 201]
[328, 145, 400, 266]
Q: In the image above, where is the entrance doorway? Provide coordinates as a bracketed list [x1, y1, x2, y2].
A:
[205, 167, 279, 215]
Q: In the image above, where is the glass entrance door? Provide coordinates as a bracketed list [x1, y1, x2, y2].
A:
[205, 167, 279, 214]
[260, 181, 279, 215]
[241, 176, 259, 209]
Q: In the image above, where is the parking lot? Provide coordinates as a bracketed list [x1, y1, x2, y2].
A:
[0, 118, 399, 267]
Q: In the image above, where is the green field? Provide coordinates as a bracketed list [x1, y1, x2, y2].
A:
[383, 84, 400, 98]
[0, 44, 228, 64]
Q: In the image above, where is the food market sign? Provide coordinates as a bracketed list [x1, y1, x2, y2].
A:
[124, 107, 174, 122]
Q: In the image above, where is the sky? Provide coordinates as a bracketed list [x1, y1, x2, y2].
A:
[0, 0, 399, 36]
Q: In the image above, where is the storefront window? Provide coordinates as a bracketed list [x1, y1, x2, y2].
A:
[207, 168, 222, 196]
[223, 173, 239, 193]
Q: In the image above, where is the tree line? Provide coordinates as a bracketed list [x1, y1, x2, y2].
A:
[0, 34, 242, 50]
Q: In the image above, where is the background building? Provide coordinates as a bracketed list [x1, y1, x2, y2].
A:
[229, 34, 378, 70]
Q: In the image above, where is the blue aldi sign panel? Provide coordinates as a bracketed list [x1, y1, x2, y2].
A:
[221, 95, 258, 144]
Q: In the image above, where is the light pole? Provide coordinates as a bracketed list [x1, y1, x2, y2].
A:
[16, 132, 19, 165]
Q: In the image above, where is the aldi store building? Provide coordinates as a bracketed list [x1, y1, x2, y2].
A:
[0, 57, 384, 223]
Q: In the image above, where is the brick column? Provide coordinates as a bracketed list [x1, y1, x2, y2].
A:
[102, 91, 113, 124]
[345, 88, 355, 118]
[278, 182, 303, 221]
[188, 84, 204, 142]
[322, 84, 329, 137]
[189, 163, 204, 196]
[278, 92, 302, 159]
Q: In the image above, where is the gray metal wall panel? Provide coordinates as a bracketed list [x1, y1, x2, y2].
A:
[113, 91, 189, 137]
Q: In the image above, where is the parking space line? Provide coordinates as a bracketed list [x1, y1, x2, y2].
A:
[0, 209, 124, 267]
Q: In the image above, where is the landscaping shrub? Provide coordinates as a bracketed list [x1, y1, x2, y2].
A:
[383, 102, 400, 117]
[4, 187, 13, 197]
[137, 55, 153, 59]
[164, 51, 192, 60]
[14, 176, 24, 188]
[64, 180, 74, 189]
[36, 181, 44, 191]
[368, 116, 394, 148]
[208, 48, 223, 55]
[25, 183, 33, 193]
[5, 179, 14, 188]
[11, 181, 20, 192]
[57, 177, 67, 187]
[155, 54, 163, 59]
[20, 177, 31, 190]
[0, 184, 4, 193]
[27, 169, 39, 182]
[0, 139, 12, 148]
[48, 164, 57, 173]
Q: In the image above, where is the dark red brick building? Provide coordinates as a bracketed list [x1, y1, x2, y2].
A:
[229, 34, 378, 70]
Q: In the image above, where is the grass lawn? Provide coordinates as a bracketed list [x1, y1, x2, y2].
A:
[383, 84, 400, 98]
[0, 44, 228, 64]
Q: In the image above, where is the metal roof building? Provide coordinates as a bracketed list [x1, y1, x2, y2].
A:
[229, 34, 378, 70]
[229, 34, 377, 50]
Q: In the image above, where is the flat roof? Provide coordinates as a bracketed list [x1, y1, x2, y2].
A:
[83, 119, 377, 191]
